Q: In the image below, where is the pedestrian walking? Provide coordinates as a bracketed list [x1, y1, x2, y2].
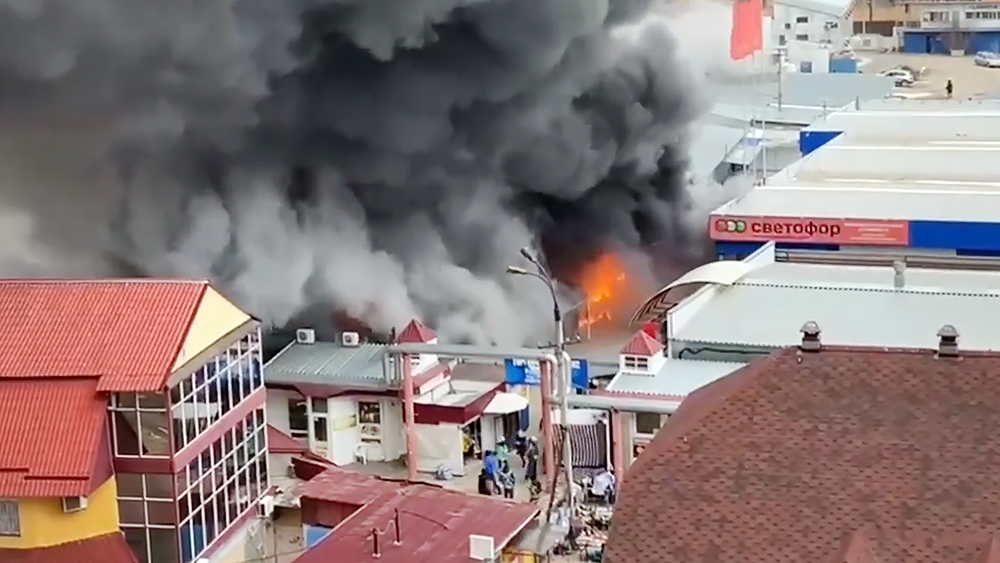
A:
[946, 79, 954, 98]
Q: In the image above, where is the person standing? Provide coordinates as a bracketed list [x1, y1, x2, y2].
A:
[946, 79, 954, 99]
[495, 437, 510, 467]
[478, 467, 494, 495]
[483, 449, 499, 493]
[524, 436, 539, 483]
[499, 462, 516, 499]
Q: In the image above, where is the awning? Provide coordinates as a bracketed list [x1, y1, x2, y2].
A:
[484, 392, 529, 415]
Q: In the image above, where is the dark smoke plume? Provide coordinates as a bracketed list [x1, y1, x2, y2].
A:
[0, 0, 736, 344]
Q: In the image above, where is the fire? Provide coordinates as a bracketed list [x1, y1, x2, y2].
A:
[578, 253, 631, 332]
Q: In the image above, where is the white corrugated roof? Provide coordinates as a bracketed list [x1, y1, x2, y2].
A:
[669, 262, 1000, 351]
[724, 182, 1000, 222]
[606, 359, 746, 396]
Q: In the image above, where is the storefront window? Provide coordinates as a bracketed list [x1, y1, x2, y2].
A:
[358, 401, 382, 444]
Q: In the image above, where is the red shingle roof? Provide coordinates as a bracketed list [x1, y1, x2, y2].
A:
[298, 466, 403, 505]
[267, 425, 307, 455]
[293, 484, 538, 563]
[0, 378, 106, 497]
[397, 319, 436, 343]
[619, 330, 663, 356]
[0, 280, 207, 392]
[606, 345, 1000, 563]
[0, 531, 138, 563]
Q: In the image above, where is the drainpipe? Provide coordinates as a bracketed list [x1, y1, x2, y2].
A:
[610, 410, 625, 484]
[389, 344, 561, 485]
[402, 354, 417, 482]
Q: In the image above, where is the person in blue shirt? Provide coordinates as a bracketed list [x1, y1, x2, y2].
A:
[483, 450, 499, 493]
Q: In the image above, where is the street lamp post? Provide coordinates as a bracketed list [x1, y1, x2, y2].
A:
[507, 248, 576, 525]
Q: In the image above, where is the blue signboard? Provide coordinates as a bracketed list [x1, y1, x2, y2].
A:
[504, 358, 590, 390]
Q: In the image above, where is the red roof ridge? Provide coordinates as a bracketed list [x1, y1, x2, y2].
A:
[397, 319, 436, 343]
[620, 331, 663, 356]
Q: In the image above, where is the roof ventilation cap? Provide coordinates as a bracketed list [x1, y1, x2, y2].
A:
[937, 324, 959, 358]
[800, 321, 821, 352]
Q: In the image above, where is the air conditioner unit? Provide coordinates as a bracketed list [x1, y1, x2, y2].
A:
[62, 496, 88, 513]
[469, 535, 495, 561]
[341, 331, 360, 347]
[257, 495, 275, 519]
[295, 328, 316, 345]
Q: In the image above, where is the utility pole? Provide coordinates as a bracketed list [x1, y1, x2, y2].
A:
[507, 248, 576, 530]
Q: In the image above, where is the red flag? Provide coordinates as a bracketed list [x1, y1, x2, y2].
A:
[730, 0, 764, 61]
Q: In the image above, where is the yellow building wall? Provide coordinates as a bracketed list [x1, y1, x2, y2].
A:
[503, 549, 538, 563]
[173, 287, 253, 370]
[0, 477, 120, 549]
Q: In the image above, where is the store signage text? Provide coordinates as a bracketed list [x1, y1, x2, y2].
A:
[710, 215, 910, 246]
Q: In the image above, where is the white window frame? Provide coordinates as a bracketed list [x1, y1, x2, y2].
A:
[0, 500, 20, 536]
[633, 412, 664, 437]
[623, 355, 649, 371]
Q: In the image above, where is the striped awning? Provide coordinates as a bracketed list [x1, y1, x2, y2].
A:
[553, 422, 607, 468]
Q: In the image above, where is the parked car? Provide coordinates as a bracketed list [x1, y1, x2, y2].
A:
[974, 51, 1000, 68]
[880, 68, 915, 87]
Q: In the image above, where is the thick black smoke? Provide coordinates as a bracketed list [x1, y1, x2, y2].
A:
[0, 0, 732, 344]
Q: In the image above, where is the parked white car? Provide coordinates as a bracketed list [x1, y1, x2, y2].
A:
[974, 51, 1000, 68]
[880, 68, 915, 87]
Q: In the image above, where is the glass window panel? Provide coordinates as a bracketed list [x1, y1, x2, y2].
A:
[137, 410, 170, 456]
[149, 528, 178, 563]
[138, 393, 167, 410]
[123, 527, 149, 563]
[147, 500, 175, 526]
[310, 397, 327, 413]
[634, 412, 662, 435]
[116, 393, 138, 409]
[145, 474, 173, 499]
[313, 418, 328, 442]
[118, 499, 146, 525]
[117, 473, 143, 497]
[181, 377, 193, 401]
[114, 412, 141, 456]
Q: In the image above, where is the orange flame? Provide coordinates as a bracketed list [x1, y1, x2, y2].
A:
[578, 253, 631, 330]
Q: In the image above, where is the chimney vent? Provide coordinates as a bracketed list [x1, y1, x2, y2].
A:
[892, 260, 905, 289]
[800, 321, 821, 352]
[937, 324, 959, 358]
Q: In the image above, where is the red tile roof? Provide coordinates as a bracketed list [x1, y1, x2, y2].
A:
[298, 466, 403, 506]
[293, 484, 538, 563]
[397, 319, 436, 343]
[0, 280, 207, 392]
[606, 345, 1000, 563]
[0, 378, 106, 497]
[619, 330, 663, 356]
[267, 425, 307, 455]
[0, 531, 138, 563]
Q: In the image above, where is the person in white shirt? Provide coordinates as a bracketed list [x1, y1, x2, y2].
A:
[590, 467, 617, 504]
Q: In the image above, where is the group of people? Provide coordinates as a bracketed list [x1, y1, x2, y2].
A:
[477, 432, 541, 499]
